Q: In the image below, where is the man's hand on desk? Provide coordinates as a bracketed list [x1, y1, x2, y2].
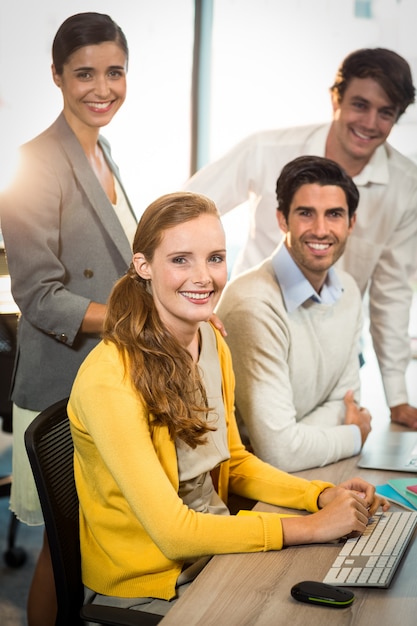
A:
[390, 403, 417, 429]
[281, 479, 390, 547]
[343, 390, 372, 444]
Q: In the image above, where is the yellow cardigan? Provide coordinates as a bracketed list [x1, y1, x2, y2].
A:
[68, 324, 333, 600]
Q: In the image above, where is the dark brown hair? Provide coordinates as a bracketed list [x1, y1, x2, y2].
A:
[52, 12, 128, 75]
[276, 155, 359, 222]
[330, 48, 415, 119]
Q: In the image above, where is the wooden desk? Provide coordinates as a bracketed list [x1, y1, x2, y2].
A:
[160, 451, 417, 626]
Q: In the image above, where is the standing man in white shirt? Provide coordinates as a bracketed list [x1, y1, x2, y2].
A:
[185, 48, 417, 429]
[217, 155, 372, 472]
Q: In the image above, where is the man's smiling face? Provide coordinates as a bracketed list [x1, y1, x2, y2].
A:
[328, 76, 398, 171]
[278, 183, 356, 293]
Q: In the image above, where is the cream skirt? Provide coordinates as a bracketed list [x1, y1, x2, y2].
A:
[10, 404, 44, 526]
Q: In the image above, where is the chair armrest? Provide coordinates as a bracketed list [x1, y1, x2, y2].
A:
[81, 603, 163, 625]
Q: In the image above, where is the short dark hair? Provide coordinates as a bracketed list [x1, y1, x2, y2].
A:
[330, 48, 415, 119]
[276, 155, 359, 222]
[52, 12, 129, 75]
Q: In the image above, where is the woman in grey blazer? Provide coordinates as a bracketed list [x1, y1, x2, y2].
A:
[0, 12, 135, 626]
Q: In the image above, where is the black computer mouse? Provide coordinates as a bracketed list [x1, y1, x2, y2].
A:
[290, 580, 354, 609]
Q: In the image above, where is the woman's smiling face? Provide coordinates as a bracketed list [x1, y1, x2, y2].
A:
[52, 41, 127, 131]
[133, 213, 227, 335]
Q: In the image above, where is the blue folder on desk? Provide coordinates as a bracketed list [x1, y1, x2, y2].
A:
[376, 484, 417, 510]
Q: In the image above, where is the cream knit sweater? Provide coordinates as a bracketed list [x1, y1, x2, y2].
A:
[217, 257, 363, 472]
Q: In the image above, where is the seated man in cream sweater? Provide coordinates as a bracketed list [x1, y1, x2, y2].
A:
[217, 155, 372, 472]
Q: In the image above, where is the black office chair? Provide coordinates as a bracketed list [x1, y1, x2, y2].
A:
[24, 397, 162, 626]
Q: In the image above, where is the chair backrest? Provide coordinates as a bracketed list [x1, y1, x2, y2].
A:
[0, 312, 18, 430]
[24, 397, 84, 626]
[25, 398, 163, 626]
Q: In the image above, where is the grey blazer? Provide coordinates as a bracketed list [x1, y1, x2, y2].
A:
[0, 113, 136, 410]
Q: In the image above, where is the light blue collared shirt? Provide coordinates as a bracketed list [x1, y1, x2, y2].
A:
[271, 240, 344, 313]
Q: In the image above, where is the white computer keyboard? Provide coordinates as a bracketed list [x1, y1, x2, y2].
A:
[323, 510, 417, 588]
